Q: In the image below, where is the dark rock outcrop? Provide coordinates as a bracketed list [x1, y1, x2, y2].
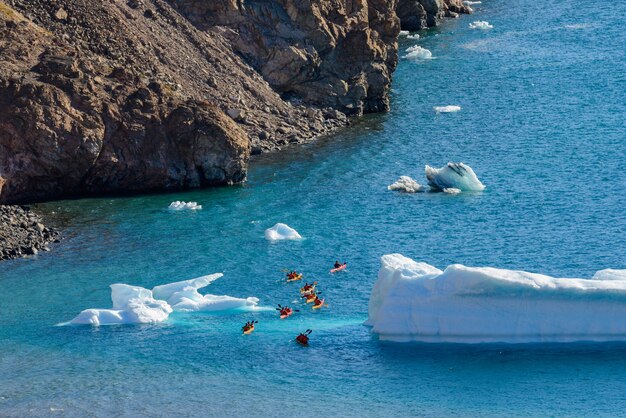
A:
[170, 0, 401, 116]
[0, 205, 59, 260]
[397, 0, 471, 31]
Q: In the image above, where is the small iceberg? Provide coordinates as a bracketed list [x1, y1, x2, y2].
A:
[403, 45, 433, 61]
[469, 21, 493, 30]
[434, 105, 461, 113]
[264, 223, 302, 241]
[168, 201, 202, 210]
[399, 30, 409, 36]
[69, 274, 260, 325]
[443, 187, 462, 194]
[463, 1, 481, 4]
[366, 254, 626, 343]
[388, 176, 423, 193]
[425, 162, 485, 192]
[407, 34, 420, 40]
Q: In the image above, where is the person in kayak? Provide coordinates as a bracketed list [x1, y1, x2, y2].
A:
[242, 320, 257, 334]
[296, 329, 312, 345]
[334, 261, 342, 269]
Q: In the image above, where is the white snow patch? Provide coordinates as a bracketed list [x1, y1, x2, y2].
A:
[69, 274, 259, 325]
[425, 162, 485, 192]
[388, 176, 423, 193]
[434, 105, 461, 113]
[264, 223, 302, 241]
[168, 201, 202, 211]
[366, 254, 626, 343]
[403, 45, 433, 61]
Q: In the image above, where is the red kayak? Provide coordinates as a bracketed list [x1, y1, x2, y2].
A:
[330, 263, 347, 273]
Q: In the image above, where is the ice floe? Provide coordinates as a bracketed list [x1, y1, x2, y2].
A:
[168, 201, 202, 210]
[593, 269, 626, 281]
[403, 45, 433, 61]
[463, 1, 481, 4]
[425, 162, 485, 192]
[399, 30, 409, 36]
[407, 34, 420, 40]
[69, 274, 260, 325]
[388, 176, 423, 193]
[434, 105, 461, 113]
[443, 187, 462, 194]
[264, 223, 302, 241]
[469, 21, 493, 30]
[366, 254, 626, 343]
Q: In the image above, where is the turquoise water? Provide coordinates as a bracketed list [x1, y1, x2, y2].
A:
[1, 0, 626, 415]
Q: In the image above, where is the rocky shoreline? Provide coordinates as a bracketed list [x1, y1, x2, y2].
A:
[0, 205, 59, 261]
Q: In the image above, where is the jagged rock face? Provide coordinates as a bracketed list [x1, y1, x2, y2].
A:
[396, 0, 471, 31]
[171, 0, 401, 115]
[0, 0, 354, 203]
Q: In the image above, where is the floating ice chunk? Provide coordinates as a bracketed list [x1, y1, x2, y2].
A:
[434, 105, 461, 113]
[407, 34, 420, 40]
[593, 269, 626, 281]
[152, 273, 259, 312]
[403, 45, 433, 61]
[425, 162, 485, 192]
[70, 284, 172, 326]
[469, 21, 493, 30]
[463, 1, 481, 4]
[264, 223, 302, 241]
[443, 187, 462, 194]
[168, 201, 202, 210]
[69, 274, 260, 325]
[388, 176, 423, 193]
[399, 30, 409, 36]
[366, 254, 626, 343]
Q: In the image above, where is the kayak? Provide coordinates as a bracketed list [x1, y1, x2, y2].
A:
[243, 325, 255, 335]
[304, 294, 317, 303]
[280, 309, 293, 319]
[312, 299, 326, 309]
[296, 337, 309, 346]
[330, 263, 347, 273]
[286, 273, 303, 282]
[300, 282, 317, 294]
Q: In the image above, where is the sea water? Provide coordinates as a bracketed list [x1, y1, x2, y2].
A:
[1, 0, 625, 415]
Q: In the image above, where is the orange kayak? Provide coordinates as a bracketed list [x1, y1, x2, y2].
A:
[286, 274, 303, 282]
[280, 309, 293, 319]
[243, 325, 255, 335]
[312, 299, 326, 309]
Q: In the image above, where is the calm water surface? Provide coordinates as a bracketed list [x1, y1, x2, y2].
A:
[1, 0, 625, 416]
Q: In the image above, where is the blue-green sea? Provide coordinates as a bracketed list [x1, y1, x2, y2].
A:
[1, 0, 625, 416]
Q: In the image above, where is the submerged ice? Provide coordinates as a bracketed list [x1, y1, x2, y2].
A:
[425, 162, 485, 192]
[388, 176, 423, 193]
[367, 254, 626, 343]
[70, 274, 260, 325]
[265, 223, 302, 241]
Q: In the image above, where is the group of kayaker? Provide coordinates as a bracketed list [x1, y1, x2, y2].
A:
[241, 260, 347, 345]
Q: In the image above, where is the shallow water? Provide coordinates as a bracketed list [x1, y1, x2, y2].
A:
[1, 0, 625, 415]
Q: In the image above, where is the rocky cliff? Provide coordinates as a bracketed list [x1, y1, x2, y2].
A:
[1, 0, 397, 204]
[397, 0, 471, 31]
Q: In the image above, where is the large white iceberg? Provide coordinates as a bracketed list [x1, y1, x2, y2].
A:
[264, 223, 302, 241]
[366, 254, 626, 343]
[69, 274, 260, 325]
[425, 162, 485, 192]
[388, 176, 423, 193]
[403, 45, 433, 61]
[168, 201, 202, 210]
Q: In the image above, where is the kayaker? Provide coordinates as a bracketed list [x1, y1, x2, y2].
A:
[296, 329, 312, 345]
[334, 261, 341, 269]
